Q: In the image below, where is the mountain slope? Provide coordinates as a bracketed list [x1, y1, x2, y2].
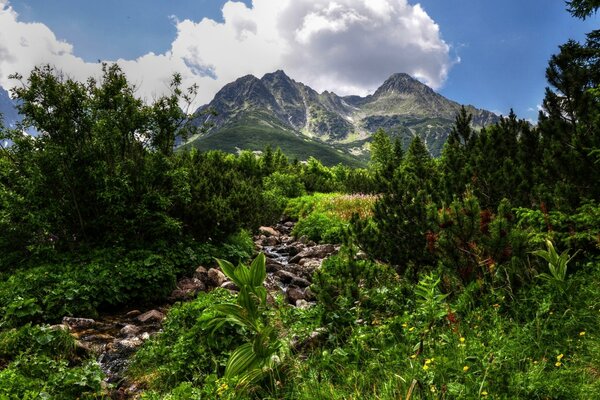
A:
[186, 71, 499, 160]
[0, 87, 19, 128]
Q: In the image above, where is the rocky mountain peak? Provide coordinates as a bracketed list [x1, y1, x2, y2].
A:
[374, 72, 435, 97]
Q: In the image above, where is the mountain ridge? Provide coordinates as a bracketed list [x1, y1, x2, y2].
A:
[186, 71, 499, 162]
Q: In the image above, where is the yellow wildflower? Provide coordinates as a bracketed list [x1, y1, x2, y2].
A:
[423, 364, 429, 371]
[463, 365, 470, 372]
[481, 391, 489, 396]
[579, 331, 586, 336]
[425, 359, 432, 365]
[459, 337, 466, 343]
[410, 354, 417, 359]
[409, 327, 415, 332]
[557, 354, 564, 361]
[555, 361, 562, 367]
[402, 323, 408, 328]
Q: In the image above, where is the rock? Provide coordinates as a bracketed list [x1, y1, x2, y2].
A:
[304, 287, 316, 301]
[284, 221, 295, 228]
[136, 310, 165, 324]
[193, 266, 208, 282]
[286, 286, 306, 304]
[356, 250, 368, 260]
[221, 281, 240, 291]
[116, 337, 143, 350]
[207, 268, 227, 287]
[286, 243, 304, 256]
[74, 340, 93, 355]
[290, 244, 335, 263]
[120, 324, 141, 337]
[292, 328, 327, 351]
[307, 240, 317, 247]
[263, 235, 280, 246]
[62, 317, 96, 329]
[295, 299, 314, 309]
[259, 226, 279, 237]
[291, 276, 311, 288]
[49, 324, 69, 332]
[275, 269, 297, 284]
[170, 277, 206, 301]
[300, 259, 322, 273]
[125, 310, 142, 318]
[298, 235, 309, 244]
[266, 258, 283, 272]
[141, 332, 150, 341]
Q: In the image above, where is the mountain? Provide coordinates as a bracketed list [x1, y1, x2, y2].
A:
[183, 71, 499, 164]
[0, 87, 19, 129]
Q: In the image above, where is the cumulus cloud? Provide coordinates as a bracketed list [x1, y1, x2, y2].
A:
[0, 0, 454, 107]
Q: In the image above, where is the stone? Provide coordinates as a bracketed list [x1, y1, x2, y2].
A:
[356, 251, 368, 260]
[125, 310, 142, 318]
[141, 332, 150, 340]
[291, 276, 311, 288]
[207, 268, 227, 287]
[259, 226, 279, 237]
[266, 258, 283, 272]
[136, 309, 165, 324]
[62, 317, 96, 329]
[221, 281, 240, 291]
[193, 266, 208, 282]
[263, 235, 280, 246]
[116, 337, 143, 350]
[295, 299, 313, 309]
[304, 287, 317, 301]
[49, 324, 69, 332]
[120, 324, 141, 337]
[274, 269, 297, 283]
[286, 286, 306, 304]
[284, 221, 295, 228]
[298, 235, 309, 244]
[289, 244, 335, 263]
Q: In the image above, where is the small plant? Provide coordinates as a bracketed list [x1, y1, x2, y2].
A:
[415, 272, 449, 329]
[210, 253, 284, 388]
[532, 239, 579, 292]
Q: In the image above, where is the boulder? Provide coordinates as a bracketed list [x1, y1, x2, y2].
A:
[120, 324, 141, 337]
[207, 268, 227, 287]
[62, 317, 96, 329]
[125, 310, 142, 319]
[295, 299, 313, 309]
[286, 286, 306, 304]
[136, 310, 165, 324]
[274, 269, 297, 284]
[289, 244, 335, 263]
[263, 235, 280, 246]
[266, 258, 283, 273]
[221, 281, 240, 291]
[193, 266, 208, 282]
[291, 276, 311, 288]
[259, 226, 279, 237]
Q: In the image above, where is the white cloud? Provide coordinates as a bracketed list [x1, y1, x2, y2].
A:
[0, 0, 454, 108]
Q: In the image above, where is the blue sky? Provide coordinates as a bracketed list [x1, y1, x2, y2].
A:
[3, 0, 598, 120]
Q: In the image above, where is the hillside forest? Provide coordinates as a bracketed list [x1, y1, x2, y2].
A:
[0, 3, 599, 399]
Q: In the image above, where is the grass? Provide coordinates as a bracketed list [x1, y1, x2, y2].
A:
[182, 112, 366, 168]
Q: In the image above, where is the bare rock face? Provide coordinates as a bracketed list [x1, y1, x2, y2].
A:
[207, 268, 227, 288]
[136, 310, 165, 324]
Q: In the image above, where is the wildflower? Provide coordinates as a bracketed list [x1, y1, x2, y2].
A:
[410, 354, 417, 359]
[579, 331, 586, 336]
[430, 385, 437, 393]
[409, 327, 415, 332]
[459, 337, 466, 343]
[555, 361, 562, 367]
[556, 354, 564, 361]
[481, 391, 489, 396]
[425, 359, 432, 365]
[402, 323, 408, 328]
[422, 364, 429, 371]
[463, 365, 470, 372]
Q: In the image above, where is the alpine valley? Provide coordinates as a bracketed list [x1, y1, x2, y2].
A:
[182, 70, 499, 165]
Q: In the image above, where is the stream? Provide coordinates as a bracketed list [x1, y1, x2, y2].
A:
[61, 221, 338, 398]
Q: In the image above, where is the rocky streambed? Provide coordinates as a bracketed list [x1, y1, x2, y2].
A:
[60, 221, 338, 398]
